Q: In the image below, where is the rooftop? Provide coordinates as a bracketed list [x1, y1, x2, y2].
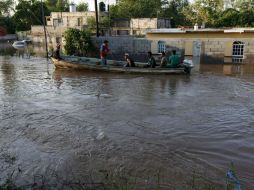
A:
[147, 28, 254, 34]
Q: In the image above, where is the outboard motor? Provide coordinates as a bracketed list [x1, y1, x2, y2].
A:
[182, 59, 194, 74]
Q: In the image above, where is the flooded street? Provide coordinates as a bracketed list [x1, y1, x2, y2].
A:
[0, 55, 254, 189]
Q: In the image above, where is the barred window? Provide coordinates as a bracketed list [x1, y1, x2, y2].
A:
[158, 41, 166, 53]
[232, 41, 244, 58]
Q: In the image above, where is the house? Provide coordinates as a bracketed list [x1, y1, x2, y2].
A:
[146, 28, 254, 64]
[111, 18, 171, 36]
[45, 11, 95, 28]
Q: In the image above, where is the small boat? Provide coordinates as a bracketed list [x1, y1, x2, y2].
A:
[12, 40, 27, 49]
[51, 56, 194, 75]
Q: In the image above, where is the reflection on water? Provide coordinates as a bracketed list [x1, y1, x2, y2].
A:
[0, 54, 254, 188]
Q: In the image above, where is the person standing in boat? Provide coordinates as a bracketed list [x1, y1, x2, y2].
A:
[167, 50, 180, 68]
[146, 51, 156, 68]
[54, 43, 61, 60]
[124, 53, 135, 67]
[100, 40, 110, 65]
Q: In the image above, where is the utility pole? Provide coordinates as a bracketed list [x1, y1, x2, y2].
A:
[41, 0, 48, 59]
[95, 0, 99, 37]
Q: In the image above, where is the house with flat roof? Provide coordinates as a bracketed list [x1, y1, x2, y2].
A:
[111, 18, 171, 36]
[146, 28, 254, 64]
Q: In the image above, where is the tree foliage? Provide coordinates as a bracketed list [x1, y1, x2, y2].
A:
[12, 0, 50, 31]
[45, 0, 69, 12]
[0, 16, 15, 33]
[76, 2, 88, 12]
[110, 0, 162, 19]
[0, 0, 14, 16]
[64, 28, 95, 56]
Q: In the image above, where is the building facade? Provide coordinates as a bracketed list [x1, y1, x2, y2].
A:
[46, 11, 96, 28]
[111, 18, 171, 36]
[146, 28, 254, 64]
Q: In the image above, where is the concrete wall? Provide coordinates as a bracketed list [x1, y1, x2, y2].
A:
[93, 36, 151, 62]
[130, 18, 171, 35]
[46, 12, 95, 27]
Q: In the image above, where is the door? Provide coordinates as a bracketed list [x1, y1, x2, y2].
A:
[193, 41, 202, 57]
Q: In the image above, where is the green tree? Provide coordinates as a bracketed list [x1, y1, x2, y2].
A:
[182, 0, 223, 27]
[76, 2, 88, 12]
[45, 0, 69, 12]
[45, 0, 58, 12]
[64, 28, 94, 56]
[0, 0, 14, 16]
[13, 0, 50, 31]
[160, 0, 190, 27]
[109, 0, 190, 27]
[238, 10, 254, 27]
[109, 0, 162, 19]
[0, 16, 16, 33]
[56, 0, 69, 12]
[234, 0, 254, 11]
[216, 8, 239, 27]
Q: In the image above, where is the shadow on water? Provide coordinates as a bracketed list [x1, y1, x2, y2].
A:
[191, 55, 254, 82]
[0, 58, 17, 95]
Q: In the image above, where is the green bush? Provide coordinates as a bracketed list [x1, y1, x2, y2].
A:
[64, 28, 95, 56]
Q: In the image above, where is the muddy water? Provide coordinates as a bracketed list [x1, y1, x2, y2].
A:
[0, 55, 254, 189]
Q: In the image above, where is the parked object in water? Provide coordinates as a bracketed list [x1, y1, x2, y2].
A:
[51, 56, 193, 75]
[12, 40, 28, 49]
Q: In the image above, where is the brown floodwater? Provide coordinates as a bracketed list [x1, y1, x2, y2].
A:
[0, 55, 254, 189]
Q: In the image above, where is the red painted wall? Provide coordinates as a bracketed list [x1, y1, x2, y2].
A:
[0, 26, 7, 36]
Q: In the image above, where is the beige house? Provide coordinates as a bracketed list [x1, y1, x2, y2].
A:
[146, 28, 254, 63]
[31, 10, 96, 47]
[46, 12, 95, 28]
[111, 18, 171, 36]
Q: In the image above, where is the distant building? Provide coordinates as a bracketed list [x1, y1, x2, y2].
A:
[45, 11, 95, 28]
[31, 4, 96, 46]
[111, 18, 171, 36]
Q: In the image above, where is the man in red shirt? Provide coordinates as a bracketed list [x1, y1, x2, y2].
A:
[100, 40, 110, 65]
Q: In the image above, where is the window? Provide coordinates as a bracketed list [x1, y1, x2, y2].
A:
[232, 41, 244, 58]
[77, 18, 81, 26]
[158, 41, 166, 53]
[53, 18, 63, 27]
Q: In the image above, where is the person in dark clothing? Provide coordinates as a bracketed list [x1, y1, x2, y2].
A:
[54, 43, 61, 60]
[124, 53, 135, 67]
[147, 51, 156, 68]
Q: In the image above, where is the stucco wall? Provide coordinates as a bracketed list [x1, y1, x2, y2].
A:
[93, 36, 151, 62]
[146, 32, 254, 63]
[131, 18, 157, 29]
[47, 12, 95, 27]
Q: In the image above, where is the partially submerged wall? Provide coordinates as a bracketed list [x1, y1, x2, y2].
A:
[93, 36, 151, 62]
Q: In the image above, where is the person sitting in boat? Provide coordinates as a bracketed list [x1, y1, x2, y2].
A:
[54, 43, 61, 60]
[146, 51, 156, 68]
[167, 50, 180, 68]
[100, 40, 110, 65]
[124, 53, 135, 67]
[160, 51, 168, 68]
